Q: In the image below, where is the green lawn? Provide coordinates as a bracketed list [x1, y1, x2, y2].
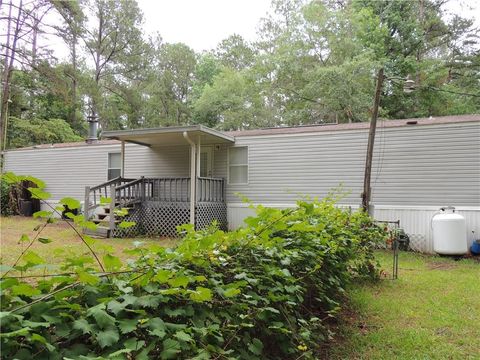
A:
[330, 251, 480, 360]
[0, 216, 176, 275]
[2, 217, 479, 359]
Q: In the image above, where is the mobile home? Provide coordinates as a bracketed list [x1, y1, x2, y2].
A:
[3, 114, 480, 253]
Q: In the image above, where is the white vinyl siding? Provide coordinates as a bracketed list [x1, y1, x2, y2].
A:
[3, 143, 191, 202]
[107, 152, 121, 180]
[228, 146, 248, 184]
[223, 122, 480, 207]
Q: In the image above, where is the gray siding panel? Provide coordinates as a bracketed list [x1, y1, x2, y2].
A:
[124, 144, 189, 178]
[225, 122, 480, 207]
[3, 143, 190, 201]
[4, 121, 479, 208]
[4, 144, 122, 200]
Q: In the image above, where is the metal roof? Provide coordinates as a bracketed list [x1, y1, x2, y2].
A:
[102, 125, 235, 146]
[227, 114, 480, 137]
[4, 114, 479, 151]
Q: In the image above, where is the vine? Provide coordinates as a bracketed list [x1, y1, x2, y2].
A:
[0, 172, 387, 359]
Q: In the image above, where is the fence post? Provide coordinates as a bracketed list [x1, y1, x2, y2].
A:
[109, 185, 116, 234]
[84, 186, 90, 222]
[141, 176, 145, 202]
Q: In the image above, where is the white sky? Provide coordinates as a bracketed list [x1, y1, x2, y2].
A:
[36, 0, 480, 61]
[137, 0, 272, 52]
[138, 0, 480, 52]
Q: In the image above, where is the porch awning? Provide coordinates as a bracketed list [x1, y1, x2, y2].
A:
[102, 125, 235, 147]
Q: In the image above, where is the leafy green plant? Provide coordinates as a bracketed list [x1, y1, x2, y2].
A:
[1, 176, 14, 216]
[0, 173, 386, 359]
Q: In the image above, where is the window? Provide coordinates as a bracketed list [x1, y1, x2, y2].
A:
[228, 147, 248, 184]
[108, 153, 121, 180]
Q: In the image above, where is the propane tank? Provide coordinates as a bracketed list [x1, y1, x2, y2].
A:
[431, 207, 467, 255]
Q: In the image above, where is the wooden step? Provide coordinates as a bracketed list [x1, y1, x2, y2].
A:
[84, 226, 110, 238]
[103, 205, 134, 214]
[92, 218, 121, 225]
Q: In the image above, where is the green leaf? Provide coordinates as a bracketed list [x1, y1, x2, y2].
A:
[0, 327, 31, 338]
[96, 328, 120, 348]
[167, 275, 190, 288]
[103, 254, 122, 271]
[77, 270, 100, 285]
[107, 348, 132, 358]
[107, 300, 125, 315]
[73, 319, 93, 334]
[2, 171, 19, 184]
[118, 221, 136, 229]
[174, 330, 192, 342]
[33, 210, 52, 219]
[189, 287, 212, 302]
[19, 234, 30, 242]
[118, 318, 137, 334]
[23, 251, 45, 265]
[28, 187, 51, 200]
[153, 269, 172, 283]
[31, 333, 55, 352]
[59, 197, 81, 210]
[124, 337, 145, 351]
[148, 317, 166, 338]
[87, 304, 116, 329]
[248, 338, 264, 355]
[23, 320, 50, 328]
[100, 196, 112, 205]
[38, 237, 52, 244]
[11, 283, 41, 296]
[23, 175, 46, 189]
[223, 288, 241, 297]
[160, 338, 181, 359]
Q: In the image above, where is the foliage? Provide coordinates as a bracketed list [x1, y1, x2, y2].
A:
[0, 174, 387, 359]
[0, 177, 14, 216]
[2, 0, 479, 144]
[193, 69, 269, 130]
[6, 117, 83, 149]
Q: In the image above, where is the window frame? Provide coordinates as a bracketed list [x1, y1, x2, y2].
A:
[227, 146, 249, 185]
[107, 152, 122, 180]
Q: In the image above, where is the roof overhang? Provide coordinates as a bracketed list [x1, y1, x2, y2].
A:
[102, 125, 235, 147]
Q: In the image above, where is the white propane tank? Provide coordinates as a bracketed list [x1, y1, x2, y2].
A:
[432, 207, 467, 255]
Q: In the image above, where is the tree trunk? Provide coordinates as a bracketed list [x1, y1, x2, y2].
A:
[0, 0, 22, 153]
[362, 67, 384, 212]
[71, 31, 78, 127]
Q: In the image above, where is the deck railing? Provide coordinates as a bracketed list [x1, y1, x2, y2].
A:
[84, 177, 135, 218]
[197, 177, 225, 203]
[144, 177, 191, 202]
[85, 176, 225, 233]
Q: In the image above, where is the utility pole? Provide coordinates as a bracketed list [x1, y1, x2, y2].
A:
[362, 67, 384, 213]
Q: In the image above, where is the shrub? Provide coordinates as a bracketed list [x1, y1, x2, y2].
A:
[0, 187, 386, 359]
[0, 177, 14, 216]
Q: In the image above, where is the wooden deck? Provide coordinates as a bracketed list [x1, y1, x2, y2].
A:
[84, 177, 226, 237]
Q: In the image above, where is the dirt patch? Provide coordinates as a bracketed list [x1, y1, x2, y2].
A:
[427, 262, 458, 270]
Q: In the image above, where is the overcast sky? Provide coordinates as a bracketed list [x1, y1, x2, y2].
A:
[136, 0, 480, 52]
[136, 0, 272, 52]
[40, 0, 480, 60]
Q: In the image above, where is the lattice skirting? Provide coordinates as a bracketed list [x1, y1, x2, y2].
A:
[195, 202, 227, 231]
[113, 201, 227, 238]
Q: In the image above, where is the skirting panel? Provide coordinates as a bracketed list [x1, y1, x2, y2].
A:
[113, 201, 227, 238]
[196, 202, 228, 231]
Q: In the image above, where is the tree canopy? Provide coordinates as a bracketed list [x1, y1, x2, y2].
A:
[1, 0, 479, 148]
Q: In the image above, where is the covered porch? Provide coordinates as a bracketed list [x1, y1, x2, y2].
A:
[84, 125, 234, 237]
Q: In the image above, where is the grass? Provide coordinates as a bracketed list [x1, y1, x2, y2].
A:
[0, 216, 176, 275]
[2, 217, 479, 359]
[329, 251, 480, 360]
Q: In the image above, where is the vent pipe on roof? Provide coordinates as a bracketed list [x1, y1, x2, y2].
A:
[86, 113, 98, 144]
